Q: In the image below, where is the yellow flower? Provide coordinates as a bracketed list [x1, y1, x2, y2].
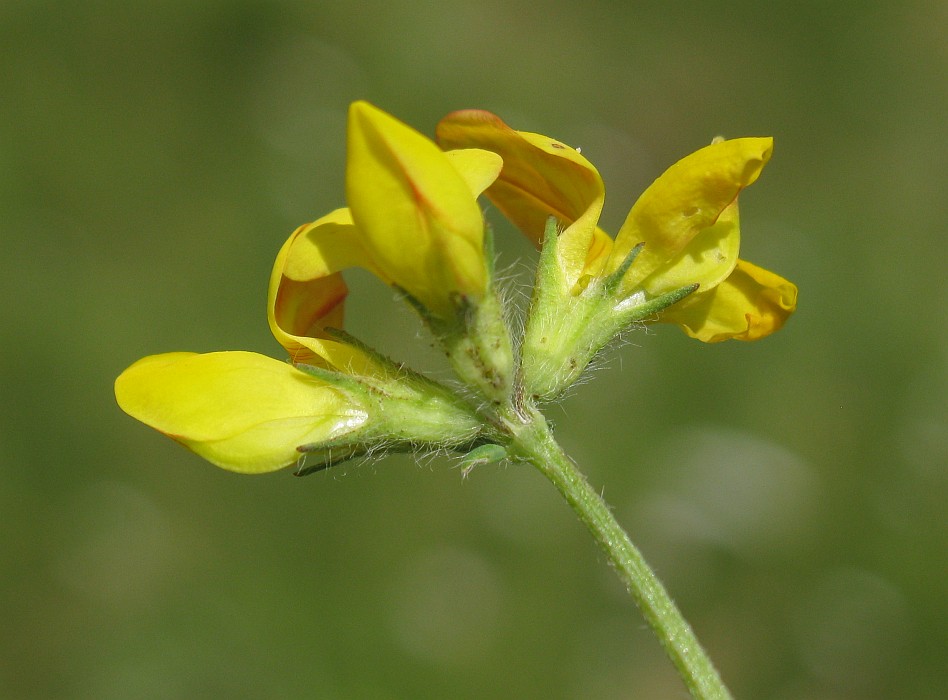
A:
[436, 111, 797, 342]
[115, 206, 380, 475]
[272, 101, 511, 399]
[269, 102, 504, 365]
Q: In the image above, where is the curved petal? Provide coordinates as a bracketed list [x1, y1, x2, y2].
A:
[267, 208, 384, 375]
[436, 109, 606, 290]
[444, 148, 503, 198]
[614, 137, 773, 291]
[638, 199, 741, 296]
[660, 259, 798, 342]
[582, 226, 615, 284]
[346, 101, 488, 317]
[114, 351, 369, 473]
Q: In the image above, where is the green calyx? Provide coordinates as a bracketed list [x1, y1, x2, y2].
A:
[521, 218, 698, 401]
[292, 337, 488, 475]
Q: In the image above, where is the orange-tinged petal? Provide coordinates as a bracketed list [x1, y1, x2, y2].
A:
[114, 351, 369, 473]
[346, 101, 488, 317]
[660, 259, 798, 342]
[614, 137, 773, 291]
[437, 110, 606, 290]
[268, 208, 383, 374]
[280, 208, 376, 284]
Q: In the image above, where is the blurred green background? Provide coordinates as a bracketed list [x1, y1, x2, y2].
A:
[2, 1, 945, 698]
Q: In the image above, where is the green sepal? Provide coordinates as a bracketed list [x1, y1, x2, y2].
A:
[520, 219, 562, 312]
[613, 282, 699, 320]
[294, 444, 368, 476]
[291, 331, 491, 472]
[521, 217, 588, 400]
[321, 326, 460, 399]
[293, 359, 377, 397]
[600, 242, 645, 296]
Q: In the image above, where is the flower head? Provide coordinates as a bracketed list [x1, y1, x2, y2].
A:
[117, 102, 798, 469]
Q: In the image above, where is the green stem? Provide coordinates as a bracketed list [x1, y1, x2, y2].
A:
[501, 403, 733, 700]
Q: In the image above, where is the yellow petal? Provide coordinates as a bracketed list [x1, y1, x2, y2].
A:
[444, 148, 503, 198]
[614, 137, 773, 291]
[640, 199, 741, 296]
[114, 351, 369, 473]
[583, 226, 615, 281]
[268, 209, 383, 375]
[437, 110, 606, 290]
[346, 101, 487, 317]
[660, 259, 798, 342]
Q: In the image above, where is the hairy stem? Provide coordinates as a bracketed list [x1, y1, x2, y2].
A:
[501, 403, 733, 700]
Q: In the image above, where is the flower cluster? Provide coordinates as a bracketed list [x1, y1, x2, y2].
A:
[115, 101, 797, 473]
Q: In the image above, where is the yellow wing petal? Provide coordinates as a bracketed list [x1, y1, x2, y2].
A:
[615, 138, 772, 291]
[444, 147, 503, 198]
[267, 209, 384, 375]
[639, 199, 741, 296]
[114, 351, 369, 473]
[660, 259, 798, 342]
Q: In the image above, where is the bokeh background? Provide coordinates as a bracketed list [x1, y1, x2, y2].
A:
[2, 1, 945, 698]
